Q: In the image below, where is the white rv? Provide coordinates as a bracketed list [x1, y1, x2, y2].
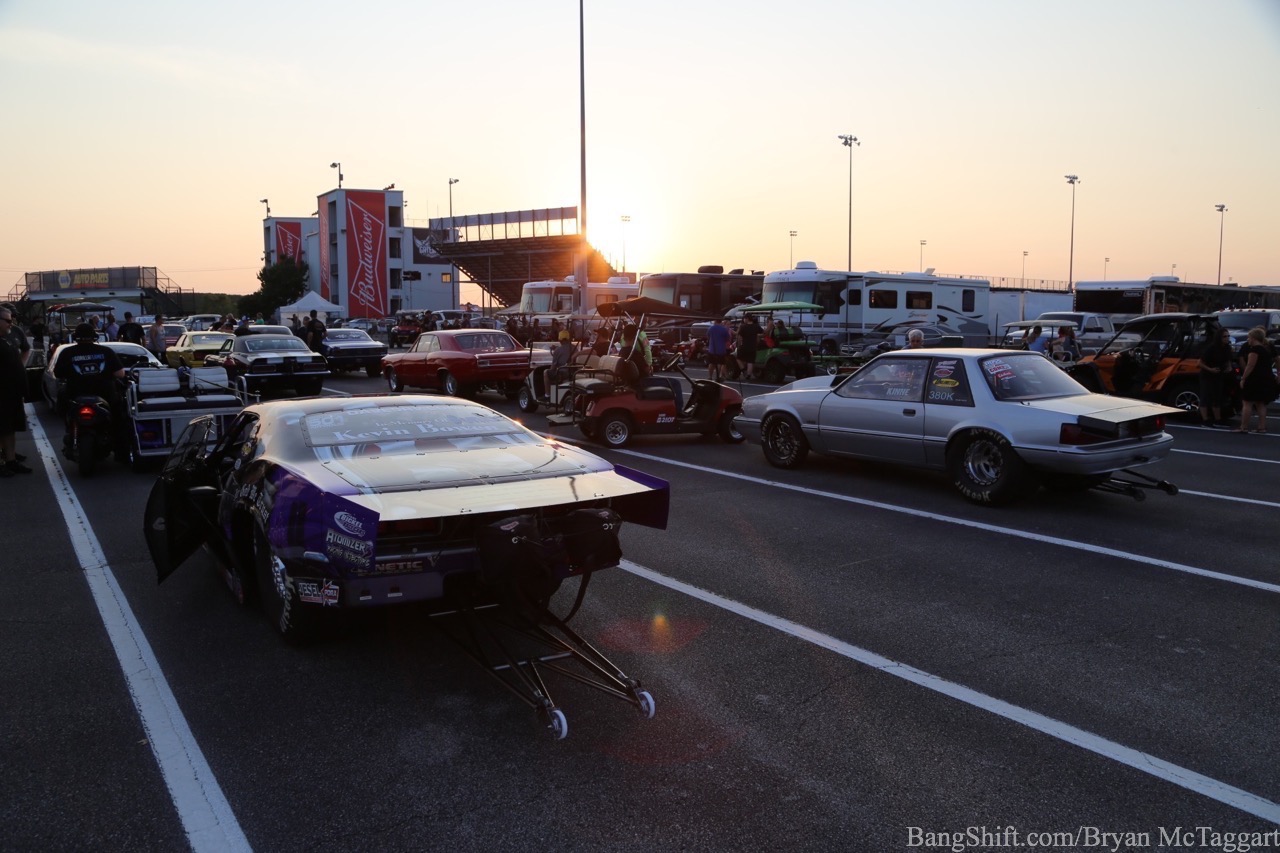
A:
[512, 276, 637, 320]
[759, 263, 992, 351]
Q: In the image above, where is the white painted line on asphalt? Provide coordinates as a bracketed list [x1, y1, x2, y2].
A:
[608, 447, 1280, 596]
[1172, 447, 1280, 465]
[621, 558, 1280, 824]
[25, 405, 250, 853]
[1177, 490, 1280, 508]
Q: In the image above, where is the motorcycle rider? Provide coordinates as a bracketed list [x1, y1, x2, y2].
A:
[54, 323, 125, 455]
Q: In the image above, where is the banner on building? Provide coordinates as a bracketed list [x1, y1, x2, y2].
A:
[275, 221, 303, 265]
[410, 228, 442, 264]
[345, 191, 388, 319]
[318, 203, 330, 301]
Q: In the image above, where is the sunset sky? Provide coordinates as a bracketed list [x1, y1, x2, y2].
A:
[1, 0, 1277, 307]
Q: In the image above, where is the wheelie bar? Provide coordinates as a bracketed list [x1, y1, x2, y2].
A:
[430, 601, 656, 740]
[1093, 467, 1179, 502]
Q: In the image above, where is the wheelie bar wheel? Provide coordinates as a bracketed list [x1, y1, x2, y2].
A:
[635, 690, 656, 720]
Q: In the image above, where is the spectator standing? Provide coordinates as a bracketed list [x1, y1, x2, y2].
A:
[1235, 327, 1279, 433]
[544, 331, 576, 399]
[117, 311, 145, 346]
[146, 315, 168, 359]
[233, 316, 252, 337]
[103, 313, 119, 342]
[290, 315, 302, 336]
[906, 328, 926, 349]
[0, 307, 33, 476]
[736, 315, 762, 380]
[706, 317, 732, 382]
[1050, 326, 1081, 361]
[305, 309, 327, 352]
[1198, 328, 1234, 428]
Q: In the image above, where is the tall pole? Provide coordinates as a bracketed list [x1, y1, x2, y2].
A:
[1022, 251, 1028, 284]
[838, 135, 859, 270]
[448, 178, 459, 309]
[578, 0, 588, 288]
[1064, 172, 1075, 285]
[919, 239, 926, 272]
[259, 198, 270, 217]
[330, 161, 343, 188]
[1218, 203, 1228, 284]
[620, 215, 630, 273]
[1104, 257, 1110, 280]
[789, 230, 797, 268]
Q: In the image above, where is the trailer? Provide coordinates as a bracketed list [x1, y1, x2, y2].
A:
[125, 366, 247, 468]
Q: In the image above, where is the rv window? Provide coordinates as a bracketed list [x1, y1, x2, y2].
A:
[962, 290, 976, 312]
[906, 291, 932, 310]
[815, 281, 845, 313]
[868, 290, 898, 309]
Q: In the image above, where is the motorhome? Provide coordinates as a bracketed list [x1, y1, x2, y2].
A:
[1074, 277, 1280, 316]
[759, 263, 992, 352]
[511, 276, 638, 321]
[637, 266, 764, 314]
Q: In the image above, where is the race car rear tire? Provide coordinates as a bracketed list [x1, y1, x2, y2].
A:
[386, 368, 404, 392]
[947, 429, 1035, 506]
[761, 413, 808, 468]
[253, 526, 318, 643]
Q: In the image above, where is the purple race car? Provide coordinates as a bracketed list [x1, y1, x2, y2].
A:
[145, 394, 669, 640]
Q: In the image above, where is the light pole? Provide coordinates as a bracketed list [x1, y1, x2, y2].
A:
[1065, 174, 1080, 286]
[259, 198, 270, 217]
[1022, 251, 1028, 284]
[838, 134, 859, 270]
[1104, 257, 1110, 280]
[578, 0, 588, 290]
[789, 231, 797, 268]
[1171, 263, 1177, 278]
[919, 239, 927, 272]
[448, 178, 459, 308]
[620, 215, 630, 273]
[1213, 203, 1223, 284]
[330, 162, 343, 188]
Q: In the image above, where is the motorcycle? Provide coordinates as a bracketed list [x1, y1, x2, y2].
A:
[63, 393, 118, 476]
[550, 354, 746, 448]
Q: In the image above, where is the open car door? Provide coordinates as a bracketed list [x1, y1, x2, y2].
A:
[143, 416, 221, 584]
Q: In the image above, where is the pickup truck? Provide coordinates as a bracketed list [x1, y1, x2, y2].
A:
[1034, 312, 1119, 354]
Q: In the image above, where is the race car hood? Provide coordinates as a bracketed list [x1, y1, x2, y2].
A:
[313, 443, 669, 527]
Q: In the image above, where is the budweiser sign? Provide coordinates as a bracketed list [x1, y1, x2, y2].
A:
[344, 191, 388, 319]
[318, 203, 331, 301]
[275, 221, 303, 264]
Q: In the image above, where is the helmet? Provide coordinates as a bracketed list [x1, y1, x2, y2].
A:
[73, 323, 96, 341]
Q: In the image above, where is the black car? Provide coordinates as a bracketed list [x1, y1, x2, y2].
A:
[318, 328, 388, 377]
[204, 334, 329, 396]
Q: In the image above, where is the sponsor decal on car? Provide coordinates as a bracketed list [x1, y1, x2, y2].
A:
[297, 579, 341, 606]
[334, 511, 365, 537]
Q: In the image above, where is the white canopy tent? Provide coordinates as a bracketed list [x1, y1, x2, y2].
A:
[276, 291, 343, 323]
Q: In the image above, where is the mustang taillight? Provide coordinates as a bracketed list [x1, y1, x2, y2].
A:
[377, 517, 443, 537]
[77, 405, 97, 422]
[1059, 422, 1113, 445]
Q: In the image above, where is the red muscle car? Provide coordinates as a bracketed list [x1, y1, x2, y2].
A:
[381, 329, 532, 398]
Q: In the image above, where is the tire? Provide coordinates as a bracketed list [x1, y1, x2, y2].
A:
[761, 359, 786, 385]
[947, 429, 1035, 506]
[717, 408, 745, 443]
[253, 526, 316, 642]
[364, 364, 379, 379]
[299, 379, 324, 396]
[579, 421, 598, 440]
[1164, 380, 1200, 414]
[386, 367, 404, 392]
[441, 371, 461, 397]
[761, 413, 808, 468]
[76, 428, 97, 477]
[517, 384, 539, 413]
[559, 389, 579, 417]
[599, 413, 632, 448]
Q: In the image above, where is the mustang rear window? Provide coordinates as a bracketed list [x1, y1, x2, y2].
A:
[300, 405, 531, 449]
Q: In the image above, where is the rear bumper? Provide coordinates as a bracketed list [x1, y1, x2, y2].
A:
[1018, 433, 1175, 474]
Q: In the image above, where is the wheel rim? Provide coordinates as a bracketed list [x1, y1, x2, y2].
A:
[386, 369, 397, 391]
[1171, 389, 1199, 412]
[604, 419, 628, 445]
[962, 439, 1003, 486]
[765, 419, 798, 462]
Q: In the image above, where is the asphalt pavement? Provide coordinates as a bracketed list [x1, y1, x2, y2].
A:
[3, 376, 1279, 852]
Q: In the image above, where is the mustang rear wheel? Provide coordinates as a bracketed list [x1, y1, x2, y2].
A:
[386, 367, 404, 392]
[947, 429, 1035, 506]
[761, 413, 808, 468]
